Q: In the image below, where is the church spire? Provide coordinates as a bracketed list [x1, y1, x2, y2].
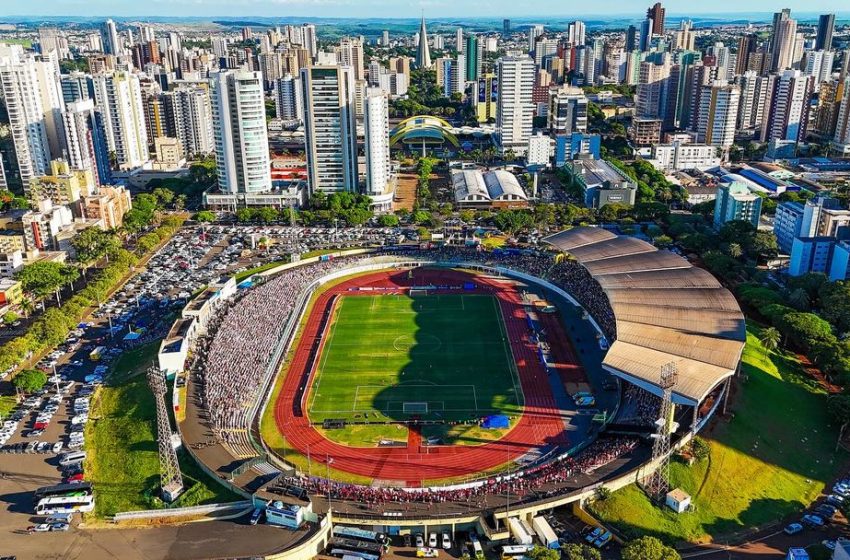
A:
[416, 11, 432, 69]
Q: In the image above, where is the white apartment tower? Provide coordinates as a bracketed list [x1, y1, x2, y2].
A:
[301, 66, 358, 195]
[364, 88, 391, 196]
[171, 86, 215, 157]
[568, 21, 586, 46]
[210, 70, 271, 194]
[0, 45, 51, 183]
[496, 55, 535, 155]
[274, 74, 303, 122]
[91, 71, 149, 170]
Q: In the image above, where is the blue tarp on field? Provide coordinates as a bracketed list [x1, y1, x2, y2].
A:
[482, 415, 510, 429]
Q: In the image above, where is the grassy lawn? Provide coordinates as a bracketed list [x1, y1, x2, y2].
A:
[420, 417, 516, 446]
[86, 343, 241, 518]
[317, 424, 407, 447]
[234, 259, 290, 282]
[590, 323, 847, 544]
[309, 294, 522, 426]
[0, 394, 17, 418]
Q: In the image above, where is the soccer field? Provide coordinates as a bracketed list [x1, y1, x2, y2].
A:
[307, 293, 523, 423]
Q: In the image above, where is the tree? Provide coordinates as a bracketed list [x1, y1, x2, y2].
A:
[787, 287, 810, 311]
[726, 242, 743, 259]
[377, 214, 400, 227]
[71, 227, 120, 273]
[819, 281, 850, 334]
[759, 327, 781, 351]
[12, 369, 47, 393]
[828, 394, 850, 450]
[527, 545, 560, 560]
[621, 536, 681, 560]
[751, 231, 778, 260]
[690, 436, 710, 460]
[2, 311, 19, 325]
[560, 544, 601, 560]
[194, 210, 216, 222]
[15, 262, 79, 306]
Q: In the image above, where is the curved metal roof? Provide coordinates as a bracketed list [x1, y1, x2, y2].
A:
[545, 226, 746, 404]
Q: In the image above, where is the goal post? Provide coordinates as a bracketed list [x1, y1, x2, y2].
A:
[403, 402, 429, 414]
[409, 288, 429, 297]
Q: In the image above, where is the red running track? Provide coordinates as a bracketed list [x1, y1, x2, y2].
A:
[273, 268, 571, 486]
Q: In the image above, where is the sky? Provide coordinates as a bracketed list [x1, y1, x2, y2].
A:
[0, 0, 847, 19]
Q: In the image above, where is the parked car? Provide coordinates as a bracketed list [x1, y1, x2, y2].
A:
[441, 533, 451, 550]
[415, 534, 425, 548]
[802, 514, 825, 527]
[428, 533, 438, 548]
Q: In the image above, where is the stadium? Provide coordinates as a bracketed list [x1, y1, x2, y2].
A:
[177, 226, 745, 525]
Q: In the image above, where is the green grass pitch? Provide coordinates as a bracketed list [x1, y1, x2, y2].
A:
[307, 294, 523, 423]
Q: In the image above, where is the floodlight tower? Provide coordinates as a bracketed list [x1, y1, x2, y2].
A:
[644, 362, 678, 501]
[147, 366, 184, 502]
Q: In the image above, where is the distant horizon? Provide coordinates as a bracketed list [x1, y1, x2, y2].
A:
[0, 2, 849, 22]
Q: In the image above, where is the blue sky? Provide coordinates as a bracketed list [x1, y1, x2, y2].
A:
[0, 0, 846, 18]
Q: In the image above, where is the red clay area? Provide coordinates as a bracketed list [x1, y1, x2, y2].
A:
[273, 267, 574, 486]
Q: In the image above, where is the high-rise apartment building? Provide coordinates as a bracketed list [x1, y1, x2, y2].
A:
[210, 70, 271, 194]
[169, 86, 215, 157]
[770, 9, 798, 72]
[0, 44, 66, 185]
[274, 74, 303, 122]
[834, 79, 850, 155]
[568, 21, 586, 46]
[496, 55, 535, 155]
[548, 86, 589, 135]
[528, 25, 545, 54]
[300, 66, 358, 194]
[714, 178, 763, 230]
[63, 99, 111, 187]
[647, 2, 666, 35]
[697, 81, 740, 154]
[465, 35, 479, 82]
[101, 19, 122, 56]
[363, 88, 391, 197]
[336, 37, 366, 81]
[91, 71, 149, 170]
[816, 14, 835, 51]
[761, 69, 814, 144]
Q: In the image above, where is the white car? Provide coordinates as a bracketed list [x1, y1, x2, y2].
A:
[441, 533, 451, 550]
[429, 533, 438, 548]
[71, 415, 88, 425]
[415, 534, 425, 548]
[52, 442, 64, 454]
[29, 524, 51, 533]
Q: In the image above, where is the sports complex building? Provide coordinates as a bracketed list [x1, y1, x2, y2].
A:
[165, 226, 745, 543]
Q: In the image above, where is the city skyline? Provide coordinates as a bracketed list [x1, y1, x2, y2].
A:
[1, 1, 848, 19]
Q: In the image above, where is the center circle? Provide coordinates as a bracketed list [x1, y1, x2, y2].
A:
[393, 333, 442, 352]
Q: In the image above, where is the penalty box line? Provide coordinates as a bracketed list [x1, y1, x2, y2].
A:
[352, 384, 480, 412]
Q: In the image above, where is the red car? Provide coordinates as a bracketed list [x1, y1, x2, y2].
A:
[33, 422, 49, 430]
[65, 473, 85, 483]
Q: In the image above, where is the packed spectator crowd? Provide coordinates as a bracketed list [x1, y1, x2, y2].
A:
[192, 256, 372, 457]
[619, 385, 662, 427]
[279, 436, 639, 508]
[190, 244, 624, 488]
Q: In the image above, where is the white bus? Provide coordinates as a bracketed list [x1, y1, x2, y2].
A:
[35, 495, 95, 515]
[500, 545, 534, 560]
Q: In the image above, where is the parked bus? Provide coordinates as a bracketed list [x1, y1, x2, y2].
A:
[35, 495, 95, 515]
[34, 482, 93, 501]
[500, 545, 534, 560]
[333, 526, 388, 548]
[328, 538, 383, 560]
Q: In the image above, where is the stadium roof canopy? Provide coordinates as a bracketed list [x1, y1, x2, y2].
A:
[390, 115, 460, 147]
[545, 227, 746, 405]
